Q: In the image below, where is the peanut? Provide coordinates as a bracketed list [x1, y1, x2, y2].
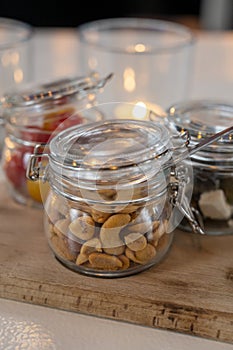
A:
[50, 235, 76, 261]
[103, 246, 125, 256]
[100, 213, 130, 250]
[125, 247, 140, 264]
[80, 238, 102, 255]
[147, 220, 161, 244]
[125, 243, 156, 265]
[76, 253, 89, 265]
[135, 244, 156, 264]
[69, 216, 95, 241]
[53, 218, 70, 238]
[117, 204, 139, 214]
[101, 213, 131, 230]
[132, 185, 148, 200]
[127, 222, 151, 235]
[152, 219, 168, 241]
[118, 254, 130, 270]
[64, 236, 81, 255]
[98, 189, 117, 200]
[124, 232, 147, 251]
[91, 208, 111, 223]
[88, 252, 123, 270]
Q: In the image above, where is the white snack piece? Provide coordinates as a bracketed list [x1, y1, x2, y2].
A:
[199, 189, 231, 220]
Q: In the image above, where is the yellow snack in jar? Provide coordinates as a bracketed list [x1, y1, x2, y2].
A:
[27, 179, 50, 203]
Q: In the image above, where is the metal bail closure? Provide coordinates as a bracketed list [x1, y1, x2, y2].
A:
[26, 143, 49, 181]
[169, 168, 205, 235]
[175, 194, 205, 235]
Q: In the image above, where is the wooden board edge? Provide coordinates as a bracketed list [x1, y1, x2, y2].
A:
[0, 276, 232, 344]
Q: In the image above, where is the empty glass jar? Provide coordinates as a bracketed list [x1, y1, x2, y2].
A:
[0, 73, 111, 207]
[27, 116, 202, 277]
[167, 100, 233, 235]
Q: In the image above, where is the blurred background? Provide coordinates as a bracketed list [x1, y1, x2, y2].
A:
[0, 0, 233, 30]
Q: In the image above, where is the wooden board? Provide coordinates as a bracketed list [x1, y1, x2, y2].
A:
[0, 185, 233, 344]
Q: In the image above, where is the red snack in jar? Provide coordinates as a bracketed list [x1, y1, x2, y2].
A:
[1, 73, 109, 207]
[43, 107, 76, 132]
[21, 127, 51, 144]
[3, 147, 31, 188]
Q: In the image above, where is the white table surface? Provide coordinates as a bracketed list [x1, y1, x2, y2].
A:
[1, 28, 233, 349]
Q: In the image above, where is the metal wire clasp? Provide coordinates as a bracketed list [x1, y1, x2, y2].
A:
[26, 143, 49, 181]
[169, 166, 205, 235]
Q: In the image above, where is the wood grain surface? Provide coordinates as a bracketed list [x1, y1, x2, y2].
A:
[0, 185, 232, 344]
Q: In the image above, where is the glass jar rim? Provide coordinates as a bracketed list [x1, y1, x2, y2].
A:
[78, 17, 195, 54]
[0, 17, 33, 49]
[167, 99, 233, 147]
[1, 72, 113, 108]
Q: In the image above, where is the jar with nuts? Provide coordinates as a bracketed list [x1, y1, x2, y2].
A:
[167, 100, 233, 235]
[0, 73, 112, 207]
[27, 113, 203, 277]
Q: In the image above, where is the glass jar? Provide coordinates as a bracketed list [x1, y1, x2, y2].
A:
[0, 73, 112, 207]
[27, 117, 202, 277]
[167, 100, 233, 235]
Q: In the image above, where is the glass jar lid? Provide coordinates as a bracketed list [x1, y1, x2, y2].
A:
[47, 119, 180, 191]
[50, 119, 172, 170]
[1, 72, 113, 108]
[167, 100, 233, 146]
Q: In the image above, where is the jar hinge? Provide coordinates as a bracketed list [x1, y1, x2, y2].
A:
[169, 168, 205, 235]
[26, 143, 49, 181]
[172, 126, 190, 148]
